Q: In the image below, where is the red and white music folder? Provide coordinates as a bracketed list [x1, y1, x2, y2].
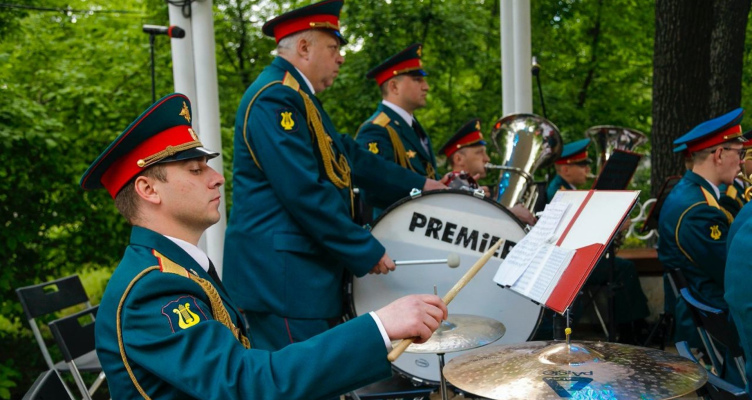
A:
[493, 190, 639, 314]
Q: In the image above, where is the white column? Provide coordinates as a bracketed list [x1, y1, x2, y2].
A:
[512, 0, 533, 114]
[501, 0, 515, 116]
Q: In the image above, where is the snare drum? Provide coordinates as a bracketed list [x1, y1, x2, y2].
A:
[347, 190, 542, 384]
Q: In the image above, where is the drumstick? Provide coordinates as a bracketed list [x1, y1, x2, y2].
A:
[387, 238, 505, 362]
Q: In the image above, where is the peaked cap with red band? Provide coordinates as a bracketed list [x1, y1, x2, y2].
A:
[366, 43, 427, 86]
[673, 108, 744, 153]
[439, 118, 486, 158]
[80, 93, 218, 198]
[262, 0, 347, 45]
[555, 138, 592, 165]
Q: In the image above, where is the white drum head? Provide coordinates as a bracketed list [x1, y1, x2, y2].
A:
[350, 190, 542, 384]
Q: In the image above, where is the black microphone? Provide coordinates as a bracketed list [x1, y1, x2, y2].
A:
[142, 24, 185, 38]
[531, 56, 541, 76]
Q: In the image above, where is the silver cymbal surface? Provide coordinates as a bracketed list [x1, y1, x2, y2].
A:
[443, 340, 707, 400]
[397, 314, 506, 354]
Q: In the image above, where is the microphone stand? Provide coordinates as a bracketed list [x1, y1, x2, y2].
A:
[148, 33, 156, 104]
[531, 57, 547, 119]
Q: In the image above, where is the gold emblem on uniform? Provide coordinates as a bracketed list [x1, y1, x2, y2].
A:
[173, 303, 201, 329]
[406, 150, 417, 159]
[188, 128, 199, 141]
[368, 142, 379, 154]
[179, 102, 191, 123]
[710, 225, 721, 240]
[280, 111, 295, 131]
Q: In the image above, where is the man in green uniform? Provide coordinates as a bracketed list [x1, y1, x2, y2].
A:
[356, 43, 439, 217]
[725, 168, 752, 393]
[546, 138, 650, 343]
[438, 118, 537, 226]
[660, 109, 745, 385]
[224, 0, 447, 352]
[82, 93, 447, 399]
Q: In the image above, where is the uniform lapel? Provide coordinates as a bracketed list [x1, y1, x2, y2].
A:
[381, 105, 428, 163]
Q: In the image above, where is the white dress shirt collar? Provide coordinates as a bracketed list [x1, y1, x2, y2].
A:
[163, 235, 210, 273]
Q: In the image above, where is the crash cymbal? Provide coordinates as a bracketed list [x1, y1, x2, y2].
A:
[443, 340, 707, 400]
[398, 314, 505, 354]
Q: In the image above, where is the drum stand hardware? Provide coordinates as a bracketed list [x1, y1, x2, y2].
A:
[410, 188, 423, 199]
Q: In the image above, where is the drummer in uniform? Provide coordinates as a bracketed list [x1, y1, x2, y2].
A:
[84, 93, 448, 399]
[546, 138, 650, 343]
[439, 118, 536, 226]
[356, 43, 439, 217]
[719, 130, 752, 217]
[223, 0, 448, 353]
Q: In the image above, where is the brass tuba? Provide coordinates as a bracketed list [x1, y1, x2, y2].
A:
[487, 113, 563, 210]
[585, 125, 648, 175]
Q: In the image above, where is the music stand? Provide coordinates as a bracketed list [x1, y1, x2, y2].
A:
[640, 175, 682, 234]
[592, 150, 642, 190]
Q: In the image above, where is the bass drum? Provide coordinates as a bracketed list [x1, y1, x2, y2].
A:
[348, 190, 542, 385]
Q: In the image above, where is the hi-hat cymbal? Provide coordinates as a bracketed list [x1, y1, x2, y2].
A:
[443, 340, 707, 400]
[397, 314, 505, 354]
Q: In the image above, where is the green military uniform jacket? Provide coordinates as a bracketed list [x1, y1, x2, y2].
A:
[356, 104, 438, 216]
[545, 174, 574, 203]
[658, 170, 734, 345]
[95, 226, 391, 399]
[725, 201, 752, 392]
[224, 57, 425, 321]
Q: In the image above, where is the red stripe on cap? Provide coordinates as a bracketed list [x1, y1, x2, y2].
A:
[374, 58, 423, 86]
[100, 125, 196, 198]
[273, 14, 339, 43]
[686, 125, 743, 153]
[81, 94, 183, 190]
[444, 131, 484, 158]
[555, 150, 588, 165]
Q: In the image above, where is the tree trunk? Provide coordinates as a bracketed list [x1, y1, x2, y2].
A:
[651, 0, 750, 197]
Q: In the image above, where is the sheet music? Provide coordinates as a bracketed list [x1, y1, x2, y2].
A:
[493, 202, 570, 287]
[496, 189, 639, 312]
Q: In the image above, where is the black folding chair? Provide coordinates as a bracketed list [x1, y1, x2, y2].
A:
[16, 276, 105, 399]
[22, 369, 74, 400]
[681, 288, 747, 386]
[676, 341, 748, 400]
[48, 306, 102, 400]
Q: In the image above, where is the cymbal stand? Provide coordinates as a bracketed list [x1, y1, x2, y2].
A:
[438, 352, 449, 400]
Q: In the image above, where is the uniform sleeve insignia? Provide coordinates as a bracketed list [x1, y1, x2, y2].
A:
[709, 225, 722, 240]
[368, 142, 379, 154]
[277, 108, 298, 132]
[406, 149, 417, 159]
[161, 296, 208, 333]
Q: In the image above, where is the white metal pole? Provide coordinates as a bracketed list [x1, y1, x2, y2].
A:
[512, 0, 533, 114]
[501, 0, 515, 116]
[191, 0, 227, 275]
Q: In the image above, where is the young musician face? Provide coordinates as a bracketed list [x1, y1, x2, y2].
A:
[157, 157, 225, 233]
[718, 144, 744, 185]
[393, 75, 429, 113]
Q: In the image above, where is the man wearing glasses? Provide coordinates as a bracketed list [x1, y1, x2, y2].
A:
[658, 109, 745, 385]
